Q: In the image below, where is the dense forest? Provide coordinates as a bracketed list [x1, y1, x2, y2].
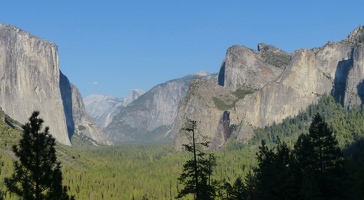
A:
[0, 94, 364, 199]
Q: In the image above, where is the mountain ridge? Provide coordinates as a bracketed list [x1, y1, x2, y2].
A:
[103, 72, 217, 143]
[173, 25, 364, 148]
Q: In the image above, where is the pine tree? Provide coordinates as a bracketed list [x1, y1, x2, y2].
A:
[243, 171, 256, 200]
[177, 150, 217, 200]
[4, 111, 74, 200]
[229, 177, 245, 200]
[176, 120, 217, 200]
[294, 113, 348, 200]
[254, 138, 297, 200]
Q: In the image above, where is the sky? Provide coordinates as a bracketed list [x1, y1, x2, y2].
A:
[1, 1, 363, 98]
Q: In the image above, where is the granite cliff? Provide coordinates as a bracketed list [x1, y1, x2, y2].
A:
[0, 24, 108, 145]
[104, 72, 216, 143]
[173, 26, 364, 149]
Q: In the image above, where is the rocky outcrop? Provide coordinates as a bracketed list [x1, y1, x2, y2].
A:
[70, 82, 109, 144]
[218, 44, 289, 90]
[342, 44, 364, 108]
[104, 73, 216, 142]
[84, 89, 144, 129]
[174, 26, 364, 148]
[172, 77, 255, 149]
[238, 28, 362, 128]
[0, 24, 108, 145]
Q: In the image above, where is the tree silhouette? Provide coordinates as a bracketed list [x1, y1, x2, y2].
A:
[294, 113, 348, 200]
[243, 171, 257, 200]
[229, 177, 245, 200]
[254, 138, 297, 200]
[177, 120, 217, 200]
[5, 111, 74, 200]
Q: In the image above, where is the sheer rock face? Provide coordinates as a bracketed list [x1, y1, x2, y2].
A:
[218, 44, 288, 90]
[239, 28, 363, 128]
[0, 24, 108, 145]
[172, 78, 238, 149]
[84, 89, 144, 129]
[174, 26, 364, 148]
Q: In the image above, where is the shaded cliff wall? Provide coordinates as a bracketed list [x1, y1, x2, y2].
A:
[0, 24, 71, 145]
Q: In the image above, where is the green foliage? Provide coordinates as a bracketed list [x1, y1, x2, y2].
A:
[177, 120, 217, 200]
[228, 177, 245, 200]
[260, 49, 291, 68]
[213, 88, 254, 111]
[232, 88, 254, 99]
[62, 143, 188, 200]
[252, 94, 364, 149]
[0, 112, 251, 200]
[4, 111, 73, 200]
[250, 114, 349, 200]
[212, 97, 235, 110]
[254, 138, 297, 200]
[1, 94, 364, 199]
[294, 113, 348, 199]
[177, 151, 217, 200]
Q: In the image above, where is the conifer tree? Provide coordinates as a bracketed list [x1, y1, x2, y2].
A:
[229, 177, 245, 200]
[5, 111, 74, 200]
[177, 120, 217, 200]
[294, 113, 347, 200]
[254, 138, 297, 200]
[243, 171, 256, 200]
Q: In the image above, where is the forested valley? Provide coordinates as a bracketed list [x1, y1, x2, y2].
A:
[0, 94, 364, 199]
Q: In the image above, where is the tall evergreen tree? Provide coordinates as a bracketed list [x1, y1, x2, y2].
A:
[177, 120, 217, 200]
[254, 138, 297, 200]
[177, 150, 217, 200]
[229, 177, 245, 200]
[294, 113, 347, 200]
[243, 171, 256, 200]
[5, 111, 74, 200]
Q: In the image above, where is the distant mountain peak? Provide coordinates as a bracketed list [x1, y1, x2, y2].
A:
[84, 89, 144, 129]
[195, 71, 211, 76]
[123, 89, 145, 107]
[342, 25, 364, 44]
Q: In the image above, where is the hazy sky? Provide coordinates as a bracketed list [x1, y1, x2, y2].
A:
[1, 1, 363, 98]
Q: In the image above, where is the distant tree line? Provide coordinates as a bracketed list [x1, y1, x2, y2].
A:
[177, 95, 364, 199]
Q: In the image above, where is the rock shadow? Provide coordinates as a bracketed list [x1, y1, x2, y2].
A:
[59, 71, 75, 140]
[356, 80, 364, 104]
[331, 58, 353, 105]
[218, 62, 225, 86]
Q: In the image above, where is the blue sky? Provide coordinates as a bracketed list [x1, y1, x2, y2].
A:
[1, 1, 363, 98]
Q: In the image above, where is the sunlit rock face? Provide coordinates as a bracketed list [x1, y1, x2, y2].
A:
[173, 26, 364, 149]
[0, 24, 108, 145]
